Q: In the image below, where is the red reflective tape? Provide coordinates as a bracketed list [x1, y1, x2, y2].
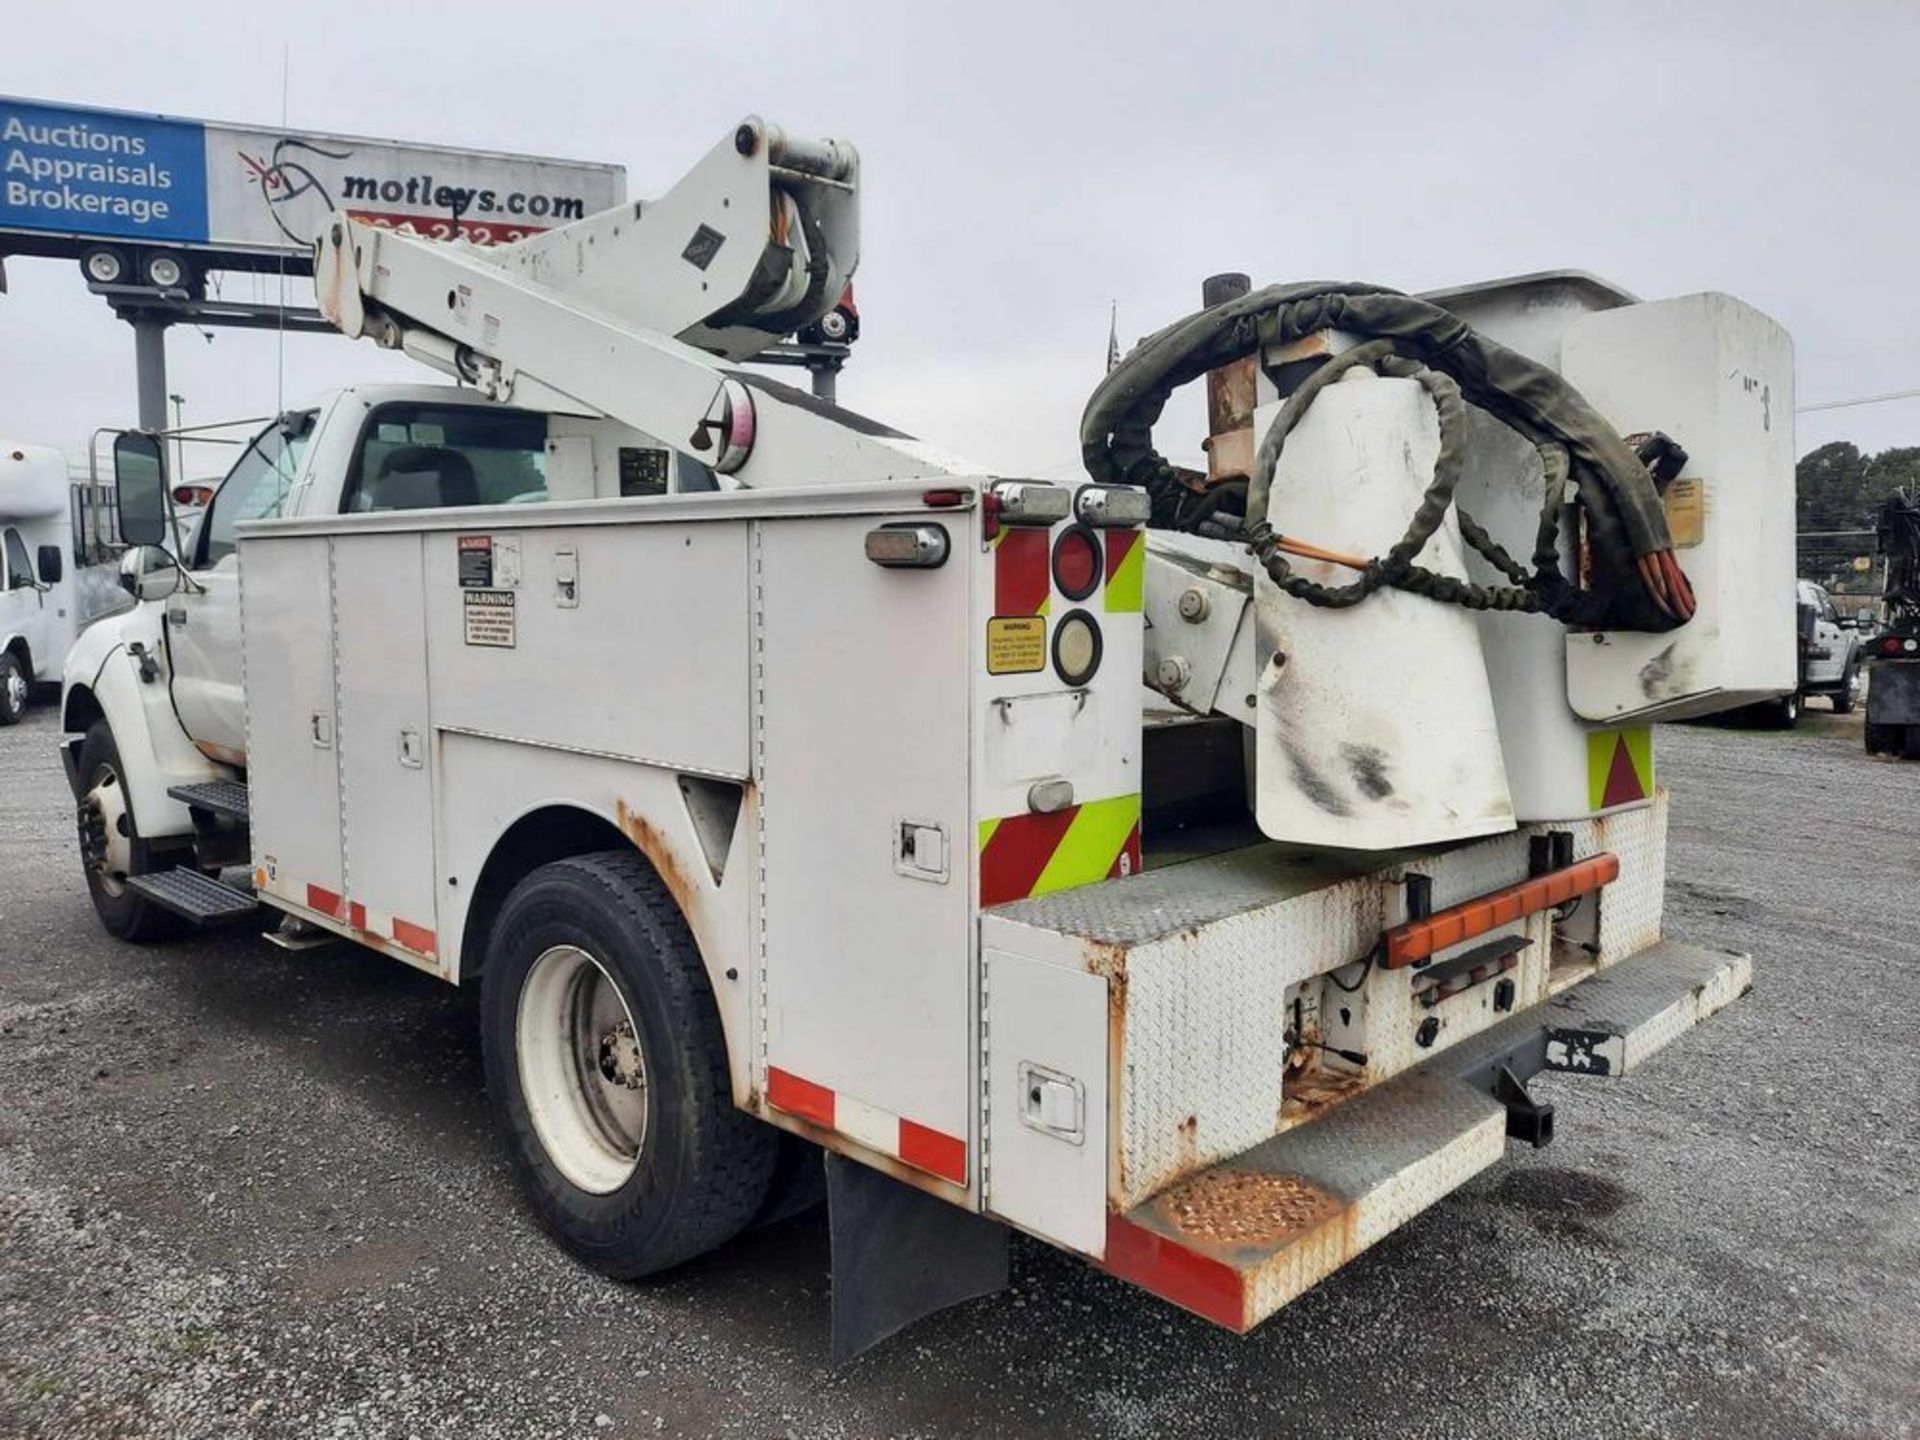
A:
[978, 807, 1078, 907]
[1106, 821, 1143, 880]
[392, 917, 436, 957]
[766, 1067, 836, 1129]
[1104, 526, 1140, 582]
[1102, 1215, 1247, 1331]
[1601, 735, 1647, 808]
[348, 901, 367, 930]
[306, 884, 344, 919]
[1385, 853, 1621, 968]
[994, 528, 1051, 616]
[898, 1118, 967, 1185]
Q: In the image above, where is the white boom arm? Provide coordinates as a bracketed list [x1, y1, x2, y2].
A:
[311, 115, 972, 488]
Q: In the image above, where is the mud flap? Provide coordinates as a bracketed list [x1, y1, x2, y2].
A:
[826, 1153, 1008, 1366]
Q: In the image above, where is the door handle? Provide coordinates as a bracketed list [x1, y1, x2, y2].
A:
[311, 711, 333, 749]
[398, 728, 424, 769]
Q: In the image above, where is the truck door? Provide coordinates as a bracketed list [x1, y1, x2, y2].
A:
[1804, 584, 1844, 686]
[1, 524, 48, 683]
[332, 533, 441, 971]
[168, 414, 314, 764]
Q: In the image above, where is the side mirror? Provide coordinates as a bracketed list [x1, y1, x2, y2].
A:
[112, 431, 170, 548]
[117, 545, 179, 602]
[36, 544, 62, 586]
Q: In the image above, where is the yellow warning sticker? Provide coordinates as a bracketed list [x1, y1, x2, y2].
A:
[986, 616, 1047, 675]
[1663, 477, 1706, 549]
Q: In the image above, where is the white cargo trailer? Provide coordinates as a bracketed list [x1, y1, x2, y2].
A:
[63, 116, 1788, 1358]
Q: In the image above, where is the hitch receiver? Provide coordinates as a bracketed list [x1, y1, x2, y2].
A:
[1492, 1064, 1554, 1148]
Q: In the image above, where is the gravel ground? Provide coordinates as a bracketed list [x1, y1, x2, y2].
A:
[1, 700, 1915, 1439]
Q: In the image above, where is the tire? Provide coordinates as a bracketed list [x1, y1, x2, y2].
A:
[73, 720, 186, 941]
[0, 652, 25, 725]
[1766, 691, 1800, 728]
[481, 850, 775, 1278]
[1832, 661, 1859, 715]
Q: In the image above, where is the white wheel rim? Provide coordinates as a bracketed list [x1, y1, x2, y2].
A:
[4, 669, 24, 713]
[516, 945, 649, 1194]
[83, 767, 134, 897]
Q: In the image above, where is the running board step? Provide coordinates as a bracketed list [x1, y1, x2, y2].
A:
[167, 780, 250, 821]
[125, 867, 259, 925]
[1100, 941, 1752, 1333]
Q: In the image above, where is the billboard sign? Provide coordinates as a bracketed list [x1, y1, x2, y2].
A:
[0, 96, 626, 256]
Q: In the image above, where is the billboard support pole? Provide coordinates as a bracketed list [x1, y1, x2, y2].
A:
[131, 317, 170, 432]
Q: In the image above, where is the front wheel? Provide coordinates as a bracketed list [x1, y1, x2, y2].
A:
[1764, 691, 1800, 728]
[480, 850, 775, 1278]
[1832, 661, 1859, 715]
[0, 652, 26, 725]
[74, 721, 185, 941]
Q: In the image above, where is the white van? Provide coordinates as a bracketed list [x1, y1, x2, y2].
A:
[0, 443, 122, 724]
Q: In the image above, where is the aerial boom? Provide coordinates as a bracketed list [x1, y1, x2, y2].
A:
[311, 116, 973, 488]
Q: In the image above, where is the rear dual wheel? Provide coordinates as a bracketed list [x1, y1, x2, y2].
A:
[481, 851, 776, 1277]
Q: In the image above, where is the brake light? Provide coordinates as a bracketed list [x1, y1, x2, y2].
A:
[1052, 525, 1102, 601]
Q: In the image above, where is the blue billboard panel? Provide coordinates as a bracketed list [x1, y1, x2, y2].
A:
[0, 98, 209, 244]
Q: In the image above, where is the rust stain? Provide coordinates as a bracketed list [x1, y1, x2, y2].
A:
[1159, 1169, 1341, 1249]
[615, 799, 700, 920]
[193, 739, 247, 768]
[1280, 1066, 1367, 1131]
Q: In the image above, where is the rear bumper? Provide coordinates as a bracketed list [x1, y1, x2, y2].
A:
[1099, 940, 1750, 1331]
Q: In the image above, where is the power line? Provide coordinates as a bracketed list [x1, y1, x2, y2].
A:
[1798, 386, 1920, 415]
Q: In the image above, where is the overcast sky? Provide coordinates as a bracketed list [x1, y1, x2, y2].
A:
[3, 1, 1917, 481]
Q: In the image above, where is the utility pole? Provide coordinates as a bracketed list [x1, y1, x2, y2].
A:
[132, 317, 170, 431]
[170, 392, 186, 482]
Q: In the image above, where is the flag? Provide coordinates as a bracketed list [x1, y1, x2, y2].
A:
[1106, 302, 1120, 373]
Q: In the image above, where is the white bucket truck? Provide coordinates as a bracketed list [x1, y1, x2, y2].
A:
[63, 118, 1791, 1358]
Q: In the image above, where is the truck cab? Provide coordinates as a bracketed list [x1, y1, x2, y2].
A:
[61, 384, 722, 929]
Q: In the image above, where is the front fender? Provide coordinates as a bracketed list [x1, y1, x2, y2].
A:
[61, 602, 226, 840]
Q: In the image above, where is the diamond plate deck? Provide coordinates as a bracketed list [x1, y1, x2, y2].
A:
[1100, 939, 1750, 1332]
[982, 795, 1672, 1212]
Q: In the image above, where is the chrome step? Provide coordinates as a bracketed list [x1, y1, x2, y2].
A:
[167, 780, 250, 822]
[125, 867, 258, 925]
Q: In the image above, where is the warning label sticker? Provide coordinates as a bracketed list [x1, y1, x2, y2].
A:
[457, 534, 493, 587]
[463, 589, 516, 648]
[1663, 477, 1705, 549]
[986, 615, 1046, 675]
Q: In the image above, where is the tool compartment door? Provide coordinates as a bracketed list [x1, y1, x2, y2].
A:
[240, 533, 343, 914]
[332, 532, 442, 972]
[756, 512, 976, 1190]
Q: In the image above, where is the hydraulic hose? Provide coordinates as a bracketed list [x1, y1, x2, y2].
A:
[1079, 282, 1696, 632]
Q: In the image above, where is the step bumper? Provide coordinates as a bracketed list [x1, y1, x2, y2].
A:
[1099, 940, 1751, 1332]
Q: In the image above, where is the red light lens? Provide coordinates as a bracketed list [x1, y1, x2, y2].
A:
[1052, 525, 1101, 601]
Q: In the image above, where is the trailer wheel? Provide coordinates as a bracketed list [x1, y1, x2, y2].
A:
[481, 850, 775, 1278]
[0, 652, 26, 725]
[74, 721, 185, 941]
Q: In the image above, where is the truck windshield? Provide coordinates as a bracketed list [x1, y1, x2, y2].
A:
[343, 404, 548, 513]
[200, 413, 318, 567]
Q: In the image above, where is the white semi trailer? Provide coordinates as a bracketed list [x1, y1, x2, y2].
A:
[63, 116, 1792, 1359]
